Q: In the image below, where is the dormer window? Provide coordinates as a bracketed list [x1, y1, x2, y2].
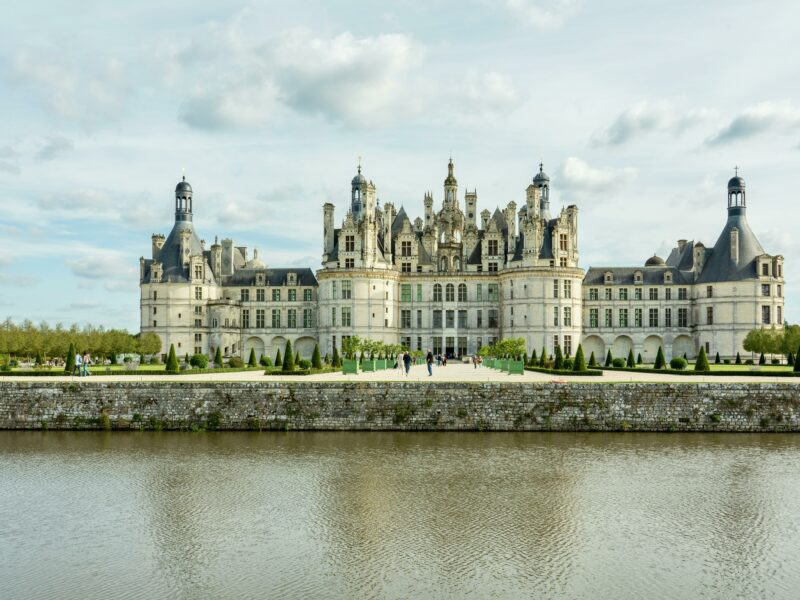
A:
[288, 273, 297, 286]
[604, 272, 613, 283]
[665, 273, 672, 283]
[634, 271, 642, 283]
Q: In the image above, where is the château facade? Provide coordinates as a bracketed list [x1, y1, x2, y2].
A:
[140, 162, 784, 363]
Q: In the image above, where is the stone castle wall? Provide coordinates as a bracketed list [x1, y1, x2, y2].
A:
[1, 382, 799, 432]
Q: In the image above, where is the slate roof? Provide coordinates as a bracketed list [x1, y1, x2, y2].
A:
[223, 268, 318, 287]
[696, 210, 766, 283]
[149, 221, 204, 283]
[583, 266, 690, 285]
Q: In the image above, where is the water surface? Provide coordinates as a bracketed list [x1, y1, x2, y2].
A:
[1, 431, 799, 599]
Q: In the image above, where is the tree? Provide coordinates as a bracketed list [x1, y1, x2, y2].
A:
[166, 344, 180, 373]
[554, 345, 564, 370]
[788, 352, 795, 367]
[695, 347, 710, 371]
[295, 350, 300, 365]
[636, 353, 643, 365]
[64, 342, 76, 373]
[275, 349, 282, 366]
[714, 352, 721, 364]
[214, 347, 223, 368]
[795, 346, 800, 372]
[248, 348, 257, 367]
[759, 352, 766, 365]
[312, 343, 322, 369]
[573, 345, 586, 371]
[588, 351, 597, 367]
[735, 352, 742, 365]
[654, 347, 666, 370]
[138, 332, 162, 357]
[626, 349, 635, 368]
[539, 346, 547, 367]
[529, 348, 537, 366]
[605, 350, 613, 367]
[110, 352, 118, 365]
[283, 340, 295, 371]
[34, 351, 43, 366]
[332, 346, 341, 368]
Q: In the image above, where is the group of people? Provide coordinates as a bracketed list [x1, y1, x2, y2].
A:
[72, 351, 92, 377]
[394, 352, 414, 376]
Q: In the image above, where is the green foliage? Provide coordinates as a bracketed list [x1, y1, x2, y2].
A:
[529, 348, 537, 366]
[636, 353, 643, 365]
[298, 359, 312, 369]
[341, 336, 362, 360]
[735, 351, 742, 365]
[759, 352, 766, 365]
[275, 349, 282, 366]
[295, 350, 300, 364]
[605, 349, 613, 367]
[714, 352, 721, 364]
[477, 337, 526, 359]
[572, 345, 586, 371]
[695, 347, 710, 371]
[189, 354, 209, 369]
[670, 357, 688, 370]
[611, 358, 626, 368]
[165, 344, 180, 373]
[228, 356, 245, 368]
[795, 345, 800, 372]
[626, 349, 636, 368]
[588, 351, 597, 367]
[553, 345, 564, 370]
[539, 346, 548, 367]
[34, 351, 43, 366]
[248, 348, 257, 367]
[214, 347, 223, 368]
[788, 352, 794, 366]
[312, 343, 322, 369]
[654, 347, 666, 370]
[283, 340, 295, 371]
[260, 355, 272, 367]
[149, 355, 160, 365]
[332, 346, 341, 368]
[64, 342, 76, 373]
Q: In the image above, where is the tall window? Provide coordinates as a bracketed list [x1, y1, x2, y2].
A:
[477, 309, 483, 328]
[487, 284, 499, 301]
[433, 284, 442, 302]
[762, 284, 770, 296]
[706, 286, 713, 298]
[345, 235, 355, 252]
[665, 288, 672, 300]
[563, 335, 572, 357]
[401, 263, 411, 273]
[678, 308, 688, 327]
[401, 284, 412, 302]
[341, 281, 352, 299]
[564, 307, 572, 326]
[331, 307, 337, 327]
[619, 288, 628, 301]
[488, 309, 498, 328]
[446, 310, 455, 328]
[488, 262, 498, 272]
[665, 308, 672, 327]
[553, 306, 559, 326]
[287, 309, 297, 328]
[345, 258, 354, 268]
[649, 288, 658, 300]
[446, 284, 455, 302]
[416, 284, 423, 302]
[195, 287, 203, 300]
[634, 288, 642, 301]
[433, 310, 442, 328]
[241, 289, 250, 302]
[553, 279, 559, 298]
[304, 289, 312, 301]
[194, 265, 203, 280]
[619, 309, 629, 327]
[458, 283, 467, 302]
[605, 308, 613, 327]
[271, 309, 280, 328]
[605, 288, 612, 300]
[589, 288, 598, 301]
[332, 281, 337, 299]
[761, 263, 769, 276]
[488, 239, 499, 255]
[242, 310, 250, 328]
[401, 241, 412, 256]
[401, 310, 411, 328]
[589, 309, 598, 328]
[255, 309, 265, 328]
[303, 309, 313, 328]
[476, 284, 483, 301]
[564, 280, 572, 298]
[678, 288, 687, 300]
[341, 307, 352, 327]
[634, 308, 642, 327]
[272, 289, 281, 301]
[417, 310, 422, 328]
[777, 306, 782, 324]
[707, 307, 714, 325]
[649, 308, 658, 327]
[257, 289, 265, 302]
[761, 305, 770, 325]
[288, 289, 297, 302]
[559, 233, 568, 251]
[560, 257, 567, 268]
[458, 310, 467, 328]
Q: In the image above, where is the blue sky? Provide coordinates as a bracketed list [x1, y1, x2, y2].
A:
[1, 0, 798, 330]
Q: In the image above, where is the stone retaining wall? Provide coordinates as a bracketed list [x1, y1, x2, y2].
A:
[1, 382, 799, 432]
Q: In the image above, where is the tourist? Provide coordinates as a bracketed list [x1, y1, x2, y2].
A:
[396, 351, 404, 375]
[472, 355, 478, 369]
[426, 350, 434, 376]
[403, 351, 412, 376]
[74, 351, 82, 376]
[82, 351, 91, 377]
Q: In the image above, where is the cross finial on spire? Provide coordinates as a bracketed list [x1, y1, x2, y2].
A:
[734, 165, 739, 176]
[357, 155, 362, 174]
[539, 161, 544, 173]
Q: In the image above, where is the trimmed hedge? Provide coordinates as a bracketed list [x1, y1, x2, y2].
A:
[599, 366, 800, 377]
[1, 367, 266, 377]
[525, 366, 603, 377]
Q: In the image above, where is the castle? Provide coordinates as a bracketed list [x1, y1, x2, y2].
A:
[139, 161, 784, 363]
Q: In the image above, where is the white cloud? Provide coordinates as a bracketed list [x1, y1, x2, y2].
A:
[0, 145, 21, 174]
[66, 252, 138, 281]
[0, 273, 38, 286]
[451, 70, 521, 116]
[10, 50, 129, 127]
[504, 0, 579, 29]
[706, 101, 800, 146]
[557, 157, 637, 190]
[35, 136, 75, 161]
[592, 102, 714, 146]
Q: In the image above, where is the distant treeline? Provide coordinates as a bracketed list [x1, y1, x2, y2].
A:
[0, 319, 161, 360]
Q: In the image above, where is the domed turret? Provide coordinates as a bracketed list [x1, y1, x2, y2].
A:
[645, 254, 666, 267]
[727, 167, 746, 213]
[534, 162, 550, 220]
[443, 158, 457, 205]
[244, 248, 266, 270]
[174, 175, 193, 223]
[351, 163, 366, 218]
[533, 162, 550, 185]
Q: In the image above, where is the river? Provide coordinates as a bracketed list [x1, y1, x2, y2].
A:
[1, 431, 799, 599]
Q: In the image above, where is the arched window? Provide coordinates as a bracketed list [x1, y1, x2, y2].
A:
[440, 256, 449, 271]
[458, 283, 467, 302]
[433, 284, 442, 302]
[454, 230, 462, 243]
[454, 257, 461, 272]
[440, 231, 447, 243]
[446, 284, 455, 302]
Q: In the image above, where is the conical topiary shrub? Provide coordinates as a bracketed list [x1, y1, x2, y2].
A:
[64, 342, 76, 373]
[332, 346, 341, 368]
[295, 350, 300, 365]
[605, 350, 613, 367]
[554, 345, 564, 370]
[214, 347, 223, 368]
[110, 352, 118, 365]
[759, 352, 766, 365]
[530, 349, 537, 366]
[573, 345, 586, 371]
[735, 352, 742, 365]
[275, 349, 282, 367]
[166, 344, 180, 373]
[626, 349, 635, 368]
[654, 347, 666, 370]
[248, 348, 257, 367]
[637, 353, 643, 365]
[795, 346, 800, 372]
[588, 351, 597, 367]
[695, 347, 710, 371]
[788, 352, 795, 367]
[714, 352, 721, 364]
[312, 343, 322, 369]
[283, 340, 295, 371]
[539, 347, 547, 368]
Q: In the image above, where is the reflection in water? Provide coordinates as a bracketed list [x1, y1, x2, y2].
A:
[1, 432, 799, 600]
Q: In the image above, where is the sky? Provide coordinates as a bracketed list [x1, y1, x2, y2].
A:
[1, 0, 798, 331]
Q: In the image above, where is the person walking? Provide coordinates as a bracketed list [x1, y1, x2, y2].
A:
[74, 351, 82, 377]
[403, 351, 412, 376]
[426, 350, 434, 376]
[82, 351, 90, 377]
[396, 351, 404, 376]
